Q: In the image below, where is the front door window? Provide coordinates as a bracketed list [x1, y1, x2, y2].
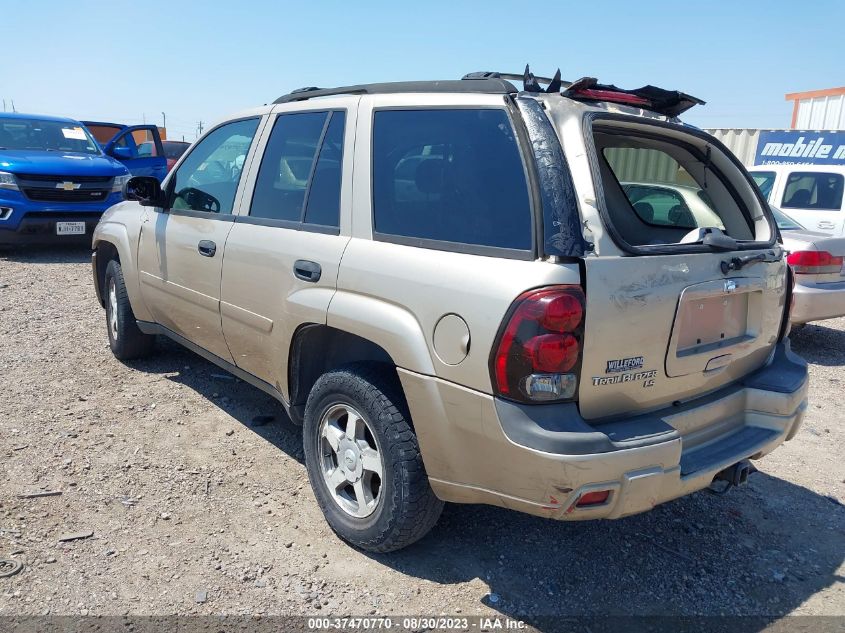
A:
[169, 118, 260, 214]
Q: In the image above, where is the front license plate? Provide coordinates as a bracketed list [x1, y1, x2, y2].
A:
[56, 221, 86, 236]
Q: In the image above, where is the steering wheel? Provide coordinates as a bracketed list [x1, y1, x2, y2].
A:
[176, 187, 221, 213]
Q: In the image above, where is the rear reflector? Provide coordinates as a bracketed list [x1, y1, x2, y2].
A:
[787, 250, 844, 274]
[575, 490, 610, 507]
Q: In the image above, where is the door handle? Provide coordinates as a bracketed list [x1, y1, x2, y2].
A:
[817, 221, 836, 230]
[293, 259, 322, 283]
[198, 240, 217, 257]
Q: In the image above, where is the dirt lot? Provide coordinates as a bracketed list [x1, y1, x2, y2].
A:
[1, 246, 843, 626]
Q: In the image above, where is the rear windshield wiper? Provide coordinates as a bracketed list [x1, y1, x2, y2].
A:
[720, 251, 780, 274]
[680, 228, 737, 251]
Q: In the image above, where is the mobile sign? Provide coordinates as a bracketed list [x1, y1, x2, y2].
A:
[755, 130, 845, 166]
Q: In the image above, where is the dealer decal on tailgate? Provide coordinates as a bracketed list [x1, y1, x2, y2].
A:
[605, 356, 644, 373]
[595, 356, 656, 388]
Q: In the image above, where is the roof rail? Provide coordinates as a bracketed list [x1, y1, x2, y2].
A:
[273, 78, 518, 104]
[462, 70, 573, 90]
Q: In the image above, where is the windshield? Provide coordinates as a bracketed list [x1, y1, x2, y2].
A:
[770, 206, 804, 231]
[0, 118, 101, 155]
[750, 171, 776, 201]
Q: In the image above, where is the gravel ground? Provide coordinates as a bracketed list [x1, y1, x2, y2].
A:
[0, 246, 843, 625]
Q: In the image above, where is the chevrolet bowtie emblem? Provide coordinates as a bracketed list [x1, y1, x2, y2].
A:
[56, 181, 81, 191]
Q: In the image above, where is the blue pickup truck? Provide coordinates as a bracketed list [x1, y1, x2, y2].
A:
[0, 112, 150, 245]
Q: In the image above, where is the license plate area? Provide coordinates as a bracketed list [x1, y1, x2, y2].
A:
[56, 221, 86, 235]
[666, 278, 763, 377]
[677, 293, 750, 355]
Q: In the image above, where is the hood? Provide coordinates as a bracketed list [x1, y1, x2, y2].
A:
[781, 230, 845, 256]
[0, 149, 128, 177]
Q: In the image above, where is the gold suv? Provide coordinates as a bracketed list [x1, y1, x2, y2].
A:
[91, 71, 808, 552]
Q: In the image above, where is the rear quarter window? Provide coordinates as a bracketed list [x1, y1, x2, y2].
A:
[371, 108, 533, 253]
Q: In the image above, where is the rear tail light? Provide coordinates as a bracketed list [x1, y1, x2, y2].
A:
[787, 250, 844, 274]
[491, 286, 585, 403]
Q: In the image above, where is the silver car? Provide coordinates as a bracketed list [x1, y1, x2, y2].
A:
[773, 207, 845, 325]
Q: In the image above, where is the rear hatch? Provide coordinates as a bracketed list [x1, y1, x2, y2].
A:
[575, 116, 787, 420]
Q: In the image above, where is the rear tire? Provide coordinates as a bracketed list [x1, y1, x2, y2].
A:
[303, 363, 443, 552]
[104, 259, 155, 360]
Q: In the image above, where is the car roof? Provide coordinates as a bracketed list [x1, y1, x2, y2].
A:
[0, 111, 81, 124]
[272, 69, 702, 117]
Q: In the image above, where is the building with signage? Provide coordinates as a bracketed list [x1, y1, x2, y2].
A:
[706, 86, 845, 168]
[787, 87, 845, 130]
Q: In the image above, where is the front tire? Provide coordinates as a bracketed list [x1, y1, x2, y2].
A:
[303, 363, 443, 552]
[104, 259, 155, 360]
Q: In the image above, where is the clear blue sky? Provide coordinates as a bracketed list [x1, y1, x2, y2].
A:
[2, 0, 843, 140]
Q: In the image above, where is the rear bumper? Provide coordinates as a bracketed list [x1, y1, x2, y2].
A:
[791, 278, 845, 324]
[401, 341, 808, 520]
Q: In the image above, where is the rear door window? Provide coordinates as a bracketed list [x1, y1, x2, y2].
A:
[303, 112, 345, 228]
[781, 172, 844, 210]
[249, 110, 344, 229]
[371, 109, 532, 252]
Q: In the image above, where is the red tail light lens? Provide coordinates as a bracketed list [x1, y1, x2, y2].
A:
[491, 286, 585, 403]
[525, 334, 579, 373]
[787, 250, 844, 274]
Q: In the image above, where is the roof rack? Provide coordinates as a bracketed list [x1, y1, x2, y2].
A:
[273, 78, 518, 104]
[274, 66, 704, 116]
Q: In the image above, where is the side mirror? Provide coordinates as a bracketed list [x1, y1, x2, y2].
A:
[124, 176, 168, 208]
[109, 145, 135, 161]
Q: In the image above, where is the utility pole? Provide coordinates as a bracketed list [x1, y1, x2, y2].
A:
[10, 100, 16, 113]
[161, 112, 166, 131]
[197, 121, 204, 138]
[2, 100, 5, 112]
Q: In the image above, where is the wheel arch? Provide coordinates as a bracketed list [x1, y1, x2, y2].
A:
[288, 324, 399, 424]
[92, 222, 151, 321]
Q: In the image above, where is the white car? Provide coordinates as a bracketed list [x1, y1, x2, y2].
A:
[772, 207, 845, 326]
[750, 165, 845, 236]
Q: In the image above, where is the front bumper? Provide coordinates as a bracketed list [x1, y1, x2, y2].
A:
[400, 341, 808, 520]
[0, 192, 122, 245]
[791, 278, 845, 324]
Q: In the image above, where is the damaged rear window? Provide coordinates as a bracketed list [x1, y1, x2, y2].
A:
[594, 127, 756, 247]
